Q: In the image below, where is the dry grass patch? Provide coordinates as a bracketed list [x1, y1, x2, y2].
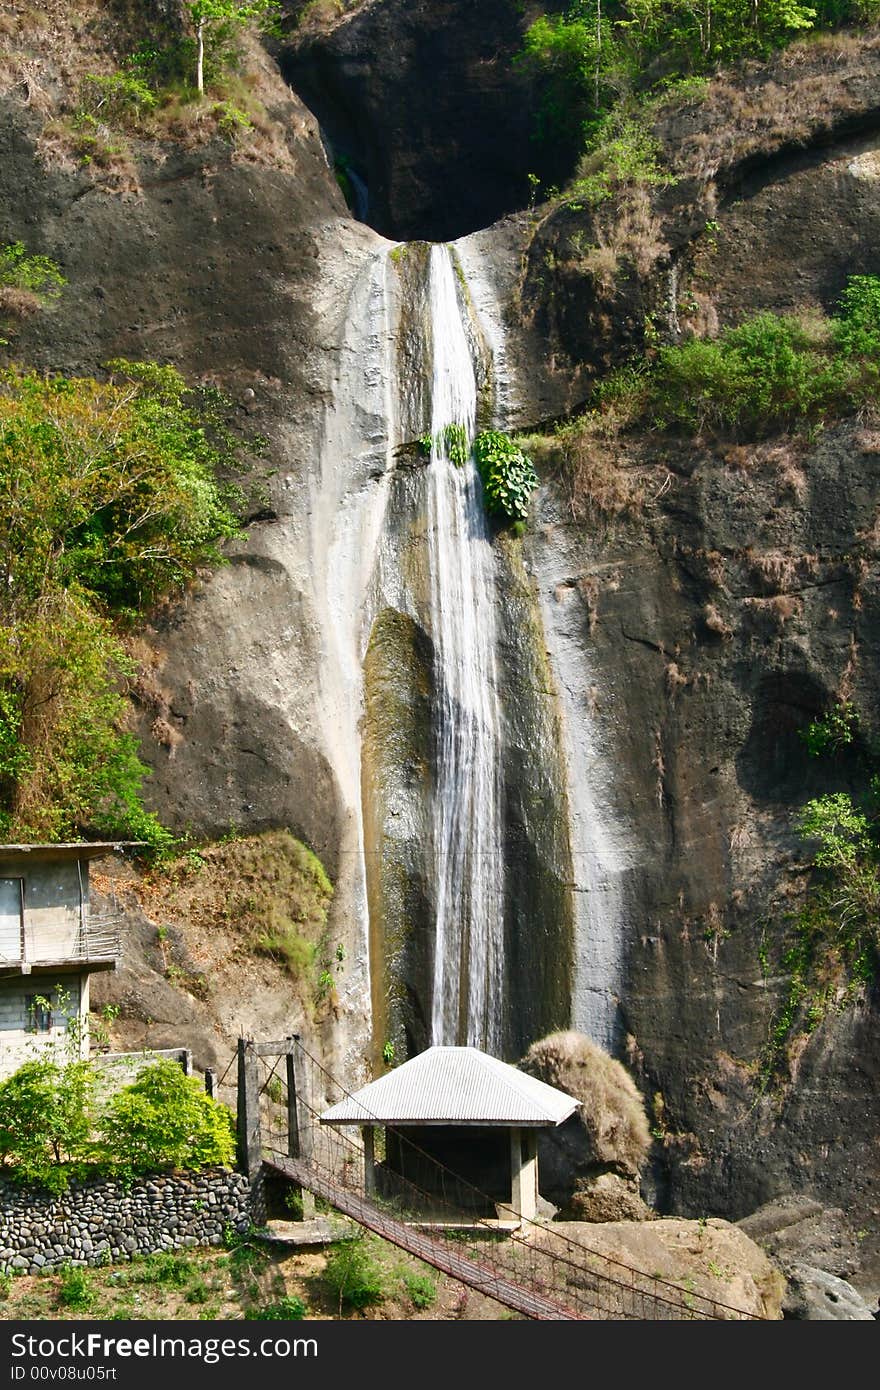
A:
[520, 1030, 651, 1177]
[131, 831, 337, 1019]
[655, 29, 880, 181]
[0, 284, 40, 319]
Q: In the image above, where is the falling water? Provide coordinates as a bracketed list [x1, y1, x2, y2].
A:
[426, 244, 505, 1051]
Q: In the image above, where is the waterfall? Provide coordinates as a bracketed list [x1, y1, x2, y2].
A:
[425, 245, 505, 1051]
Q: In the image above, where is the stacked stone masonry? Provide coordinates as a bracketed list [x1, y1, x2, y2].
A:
[0, 1169, 251, 1274]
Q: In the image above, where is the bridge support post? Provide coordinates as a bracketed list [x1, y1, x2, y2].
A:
[286, 1039, 315, 1219]
[361, 1126, 376, 1197]
[509, 1127, 537, 1224]
[237, 1037, 265, 1224]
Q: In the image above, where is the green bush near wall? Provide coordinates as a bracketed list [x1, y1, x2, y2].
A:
[0, 1056, 236, 1191]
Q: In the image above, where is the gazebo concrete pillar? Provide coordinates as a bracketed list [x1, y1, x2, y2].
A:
[509, 1126, 538, 1222]
[362, 1125, 376, 1197]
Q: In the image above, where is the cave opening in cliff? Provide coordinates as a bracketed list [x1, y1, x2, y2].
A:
[277, 2, 576, 242]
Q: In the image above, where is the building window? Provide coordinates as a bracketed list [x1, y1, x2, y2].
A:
[0, 878, 24, 963]
[26, 994, 53, 1032]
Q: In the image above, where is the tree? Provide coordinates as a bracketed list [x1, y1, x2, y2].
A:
[100, 1058, 236, 1174]
[0, 1057, 96, 1192]
[188, 0, 279, 94]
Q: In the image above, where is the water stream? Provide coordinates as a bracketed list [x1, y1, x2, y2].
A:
[425, 245, 505, 1050]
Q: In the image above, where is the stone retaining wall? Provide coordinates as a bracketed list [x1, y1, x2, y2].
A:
[0, 1168, 251, 1274]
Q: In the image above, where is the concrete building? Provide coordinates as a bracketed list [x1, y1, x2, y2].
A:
[320, 1046, 579, 1224]
[0, 844, 123, 1079]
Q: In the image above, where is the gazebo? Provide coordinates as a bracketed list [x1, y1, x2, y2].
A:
[320, 1046, 579, 1223]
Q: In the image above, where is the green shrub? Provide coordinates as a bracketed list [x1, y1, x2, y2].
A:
[565, 114, 671, 209]
[473, 430, 539, 523]
[834, 274, 880, 364]
[418, 423, 471, 466]
[401, 1271, 437, 1310]
[58, 1266, 96, 1312]
[0, 1058, 96, 1191]
[100, 1058, 236, 1175]
[761, 702, 880, 1082]
[130, 1252, 195, 1287]
[651, 312, 848, 436]
[78, 73, 157, 124]
[323, 1237, 387, 1311]
[579, 275, 880, 446]
[246, 1296, 307, 1319]
[799, 702, 859, 757]
[211, 100, 252, 141]
[0, 242, 66, 300]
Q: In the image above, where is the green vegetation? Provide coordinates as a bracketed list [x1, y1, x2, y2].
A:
[417, 426, 539, 524]
[188, 2, 280, 94]
[0, 1056, 236, 1190]
[543, 275, 880, 520]
[799, 700, 859, 757]
[418, 422, 471, 466]
[0, 243, 66, 340]
[245, 1295, 307, 1319]
[552, 275, 880, 521]
[760, 703, 879, 1082]
[401, 1270, 437, 1310]
[0, 359, 247, 848]
[146, 831, 335, 1010]
[0, 1058, 96, 1193]
[33, 2, 284, 178]
[323, 1236, 387, 1312]
[0, 243, 66, 305]
[78, 73, 158, 123]
[561, 111, 672, 210]
[518, 3, 880, 227]
[0, 1234, 491, 1321]
[58, 1267, 96, 1313]
[520, 1, 878, 164]
[101, 1058, 236, 1177]
[473, 430, 539, 524]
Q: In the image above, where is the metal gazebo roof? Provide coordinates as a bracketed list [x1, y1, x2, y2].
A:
[320, 1046, 580, 1128]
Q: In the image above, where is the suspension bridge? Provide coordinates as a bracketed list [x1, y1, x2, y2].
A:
[213, 1035, 761, 1322]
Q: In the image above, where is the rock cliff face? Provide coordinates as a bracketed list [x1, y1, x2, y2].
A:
[2, 1, 879, 1296]
[0, 56, 381, 1086]
[279, 0, 555, 242]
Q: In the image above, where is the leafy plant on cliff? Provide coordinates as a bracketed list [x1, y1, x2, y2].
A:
[0, 242, 66, 335]
[473, 430, 539, 524]
[547, 275, 880, 514]
[0, 360, 246, 847]
[760, 704, 879, 1083]
[520, 1, 868, 154]
[188, 1, 281, 94]
[417, 423, 471, 466]
[78, 73, 158, 124]
[0, 243, 66, 304]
